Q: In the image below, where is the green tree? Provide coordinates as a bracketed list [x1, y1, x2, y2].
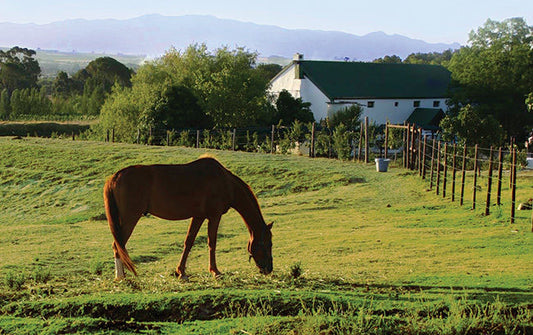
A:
[447, 18, 533, 140]
[327, 105, 363, 129]
[275, 90, 314, 126]
[440, 104, 504, 147]
[0, 89, 10, 120]
[372, 55, 402, 63]
[256, 63, 283, 82]
[0, 47, 41, 94]
[403, 50, 455, 65]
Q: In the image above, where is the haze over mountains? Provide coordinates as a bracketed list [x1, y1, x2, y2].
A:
[0, 14, 460, 61]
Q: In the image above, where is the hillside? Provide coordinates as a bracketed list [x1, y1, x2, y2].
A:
[0, 137, 531, 334]
[0, 14, 460, 61]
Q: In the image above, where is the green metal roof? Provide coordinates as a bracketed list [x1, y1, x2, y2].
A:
[297, 61, 451, 100]
[406, 108, 445, 130]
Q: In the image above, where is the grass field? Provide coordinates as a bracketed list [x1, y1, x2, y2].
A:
[0, 137, 531, 334]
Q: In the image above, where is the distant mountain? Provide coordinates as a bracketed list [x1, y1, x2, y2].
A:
[0, 14, 460, 61]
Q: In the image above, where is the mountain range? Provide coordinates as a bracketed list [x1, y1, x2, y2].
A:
[0, 14, 461, 61]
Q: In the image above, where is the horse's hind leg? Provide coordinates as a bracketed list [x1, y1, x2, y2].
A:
[176, 217, 204, 280]
[207, 215, 222, 277]
[112, 212, 142, 280]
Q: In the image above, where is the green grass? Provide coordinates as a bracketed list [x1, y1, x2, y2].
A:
[0, 137, 532, 334]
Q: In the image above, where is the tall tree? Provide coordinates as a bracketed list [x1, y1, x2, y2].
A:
[447, 18, 533, 140]
[275, 89, 314, 126]
[0, 47, 41, 94]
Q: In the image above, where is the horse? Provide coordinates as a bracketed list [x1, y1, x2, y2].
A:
[103, 156, 273, 281]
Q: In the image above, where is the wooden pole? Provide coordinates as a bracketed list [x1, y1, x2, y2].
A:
[112, 128, 115, 143]
[271, 125, 275, 154]
[485, 146, 494, 216]
[460, 144, 467, 206]
[137, 129, 140, 144]
[436, 141, 441, 195]
[418, 129, 422, 175]
[430, 138, 436, 190]
[497, 147, 503, 206]
[232, 129, 236, 151]
[443, 142, 448, 198]
[422, 135, 428, 179]
[384, 122, 389, 160]
[310, 123, 316, 158]
[511, 148, 517, 224]
[403, 122, 407, 168]
[451, 144, 457, 202]
[472, 144, 479, 210]
[364, 117, 369, 163]
[358, 122, 363, 162]
[166, 130, 170, 146]
[196, 130, 200, 148]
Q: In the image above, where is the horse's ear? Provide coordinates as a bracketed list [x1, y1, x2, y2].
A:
[267, 222, 274, 230]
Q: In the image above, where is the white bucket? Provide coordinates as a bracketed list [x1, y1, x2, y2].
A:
[375, 158, 390, 172]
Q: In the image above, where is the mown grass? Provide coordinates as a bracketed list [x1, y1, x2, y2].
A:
[0, 137, 531, 334]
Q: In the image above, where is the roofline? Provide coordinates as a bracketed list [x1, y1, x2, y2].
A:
[329, 96, 449, 101]
[268, 61, 297, 86]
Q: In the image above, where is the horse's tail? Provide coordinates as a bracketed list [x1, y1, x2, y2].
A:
[103, 178, 137, 276]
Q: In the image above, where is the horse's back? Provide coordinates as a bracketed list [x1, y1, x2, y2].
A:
[109, 158, 234, 220]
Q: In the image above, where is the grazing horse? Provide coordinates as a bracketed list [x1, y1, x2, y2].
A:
[103, 157, 273, 280]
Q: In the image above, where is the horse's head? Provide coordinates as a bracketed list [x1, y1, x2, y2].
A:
[248, 222, 273, 275]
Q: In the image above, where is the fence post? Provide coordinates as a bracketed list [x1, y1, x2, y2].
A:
[430, 138, 436, 190]
[497, 147, 503, 206]
[472, 144, 479, 210]
[384, 122, 389, 160]
[485, 146, 494, 216]
[436, 141, 441, 195]
[403, 122, 407, 168]
[112, 128, 115, 143]
[358, 122, 363, 162]
[418, 129, 422, 175]
[232, 129, 236, 151]
[106, 129, 110, 142]
[460, 144, 467, 206]
[310, 123, 315, 158]
[364, 117, 369, 163]
[452, 144, 457, 202]
[166, 130, 170, 146]
[137, 129, 140, 144]
[511, 148, 517, 224]
[271, 125, 275, 154]
[443, 143, 448, 198]
[422, 135, 428, 179]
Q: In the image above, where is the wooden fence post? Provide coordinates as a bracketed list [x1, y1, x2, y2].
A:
[310, 123, 315, 158]
[384, 122, 389, 160]
[452, 144, 457, 202]
[196, 130, 200, 148]
[460, 144, 467, 206]
[365, 117, 369, 163]
[485, 146, 494, 216]
[358, 122, 363, 162]
[106, 129, 109, 142]
[422, 135, 428, 179]
[497, 147, 503, 206]
[137, 129, 140, 144]
[511, 148, 517, 224]
[232, 129, 236, 151]
[472, 144, 479, 210]
[271, 125, 275, 154]
[436, 141, 441, 195]
[418, 129, 422, 175]
[403, 122, 407, 168]
[430, 138, 436, 190]
[443, 143, 448, 198]
[112, 128, 115, 143]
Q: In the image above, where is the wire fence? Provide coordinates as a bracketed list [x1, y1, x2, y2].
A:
[386, 123, 531, 230]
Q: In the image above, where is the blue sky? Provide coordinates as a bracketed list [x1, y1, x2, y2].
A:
[0, 0, 531, 44]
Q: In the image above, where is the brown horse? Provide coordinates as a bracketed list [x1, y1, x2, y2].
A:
[103, 157, 273, 280]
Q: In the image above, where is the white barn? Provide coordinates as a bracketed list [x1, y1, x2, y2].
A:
[269, 54, 451, 128]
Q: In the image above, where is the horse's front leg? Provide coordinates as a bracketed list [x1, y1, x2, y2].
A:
[207, 215, 222, 277]
[176, 217, 204, 280]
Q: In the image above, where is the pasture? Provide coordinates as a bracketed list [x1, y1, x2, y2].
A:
[0, 137, 531, 334]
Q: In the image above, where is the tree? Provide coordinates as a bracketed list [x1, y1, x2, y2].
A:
[447, 18, 533, 140]
[0, 46, 41, 94]
[440, 104, 504, 147]
[256, 63, 283, 82]
[403, 50, 455, 65]
[0, 89, 10, 120]
[327, 104, 363, 129]
[372, 55, 402, 64]
[139, 85, 212, 133]
[275, 90, 314, 126]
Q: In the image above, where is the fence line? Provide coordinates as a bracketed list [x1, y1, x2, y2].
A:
[385, 122, 526, 226]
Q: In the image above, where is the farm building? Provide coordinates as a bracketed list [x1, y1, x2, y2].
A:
[268, 54, 451, 129]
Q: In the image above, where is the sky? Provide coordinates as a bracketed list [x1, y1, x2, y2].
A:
[0, 0, 532, 45]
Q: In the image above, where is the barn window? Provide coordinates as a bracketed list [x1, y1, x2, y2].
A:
[413, 100, 421, 107]
[394, 101, 399, 107]
[433, 100, 440, 107]
[367, 101, 375, 108]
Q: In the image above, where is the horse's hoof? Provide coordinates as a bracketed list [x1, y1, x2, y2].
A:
[178, 274, 189, 282]
[114, 276, 125, 282]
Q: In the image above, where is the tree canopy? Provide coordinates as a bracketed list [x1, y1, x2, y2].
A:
[446, 18, 533, 140]
[0, 47, 41, 94]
